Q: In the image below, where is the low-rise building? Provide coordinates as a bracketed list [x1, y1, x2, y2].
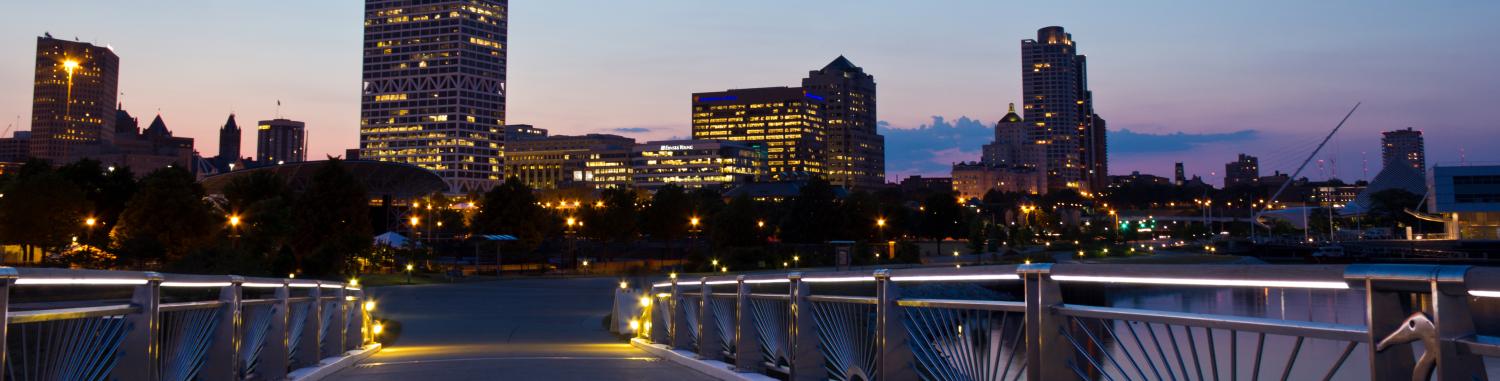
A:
[951, 162, 1046, 200]
[632, 140, 764, 191]
[1430, 165, 1500, 240]
[503, 134, 635, 190]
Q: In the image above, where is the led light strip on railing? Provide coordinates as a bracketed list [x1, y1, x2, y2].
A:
[1471, 290, 1500, 298]
[704, 280, 738, 285]
[743, 278, 790, 284]
[801, 276, 876, 283]
[243, 282, 287, 288]
[1049, 275, 1350, 289]
[14, 278, 148, 286]
[890, 274, 1022, 282]
[161, 281, 232, 288]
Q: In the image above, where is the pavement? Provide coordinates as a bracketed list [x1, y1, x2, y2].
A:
[326, 277, 715, 381]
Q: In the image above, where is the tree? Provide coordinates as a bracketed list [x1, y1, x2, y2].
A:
[641, 185, 692, 243]
[711, 194, 762, 248]
[56, 159, 137, 242]
[1366, 189, 1427, 230]
[221, 171, 296, 270]
[472, 177, 551, 252]
[290, 159, 373, 277]
[780, 178, 842, 244]
[587, 188, 640, 243]
[113, 167, 218, 265]
[0, 162, 87, 258]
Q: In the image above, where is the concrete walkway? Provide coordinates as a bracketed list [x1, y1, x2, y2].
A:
[327, 277, 713, 380]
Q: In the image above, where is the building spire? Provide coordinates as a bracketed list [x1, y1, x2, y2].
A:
[1008, 103, 1015, 113]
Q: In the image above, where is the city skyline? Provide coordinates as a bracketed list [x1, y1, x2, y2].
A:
[0, 1, 1496, 184]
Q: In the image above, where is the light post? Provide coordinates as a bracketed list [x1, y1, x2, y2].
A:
[689, 216, 701, 272]
[409, 216, 419, 278]
[228, 214, 241, 249]
[565, 217, 579, 271]
[84, 216, 96, 244]
[1109, 209, 1119, 243]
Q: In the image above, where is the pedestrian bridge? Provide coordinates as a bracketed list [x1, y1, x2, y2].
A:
[625, 263, 1500, 381]
[5, 264, 1500, 380]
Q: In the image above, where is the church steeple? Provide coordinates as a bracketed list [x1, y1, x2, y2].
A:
[218, 113, 241, 160]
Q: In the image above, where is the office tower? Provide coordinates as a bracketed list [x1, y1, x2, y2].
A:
[257, 119, 306, 164]
[503, 134, 636, 190]
[29, 35, 119, 164]
[632, 140, 765, 191]
[218, 114, 241, 160]
[360, 0, 508, 193]
[1224, 154, 1260, 188]
[0, 132, 31, 163]
[1175, 162, 1186, 186]
[1021, 26, 1107, 192]
[691, 87, 825, 178]
[1382, 127, 1425, 175]
[802, 56, 885, 189]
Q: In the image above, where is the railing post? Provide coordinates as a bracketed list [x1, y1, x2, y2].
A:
[347, 289, 364, 350]
[788, 272, 823, 381]
[876, 270, 916, 381]
[0, 267, 15, 379]
[1020, 264, 1072, 381]
[1431, 266, 1486, 380]
[698, 278, 722, 360]
[1348, 264, 1486, 381]
[262, 281, 291, 381]
[116, 272, 162, 381]
[670, 278, 693, 349]
[733, 275, 762, 373]
[325, 285, 348, 356]
[204, 276, 243, 379]
[296, 282, 323, 368]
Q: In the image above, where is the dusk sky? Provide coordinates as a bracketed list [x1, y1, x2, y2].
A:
[2, 1, 1496, 184]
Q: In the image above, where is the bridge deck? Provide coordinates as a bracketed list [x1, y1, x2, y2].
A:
[328, 277, 713, 380]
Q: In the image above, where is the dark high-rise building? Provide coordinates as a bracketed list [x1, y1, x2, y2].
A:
[803, 56, 885, 189]
[692, 86, 826, 178]
[218, 114, 241, 160]
[1381, 127, 1425, 175]
[257, 119, 306, 164]
[29, 35, 119, 164]
[1174, 162, 1186, 185]
[360, 0, 508, 193]
[1021, 26, 1107, 192]
[1225, 154, 1260, 188]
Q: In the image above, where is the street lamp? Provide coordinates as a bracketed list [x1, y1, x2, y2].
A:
[405, 263, 414, 284]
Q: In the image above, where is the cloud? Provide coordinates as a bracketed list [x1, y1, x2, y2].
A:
[609, 127, 654, 133]
[878, 116, 993, 180]
[1108, 129, 1258, 154]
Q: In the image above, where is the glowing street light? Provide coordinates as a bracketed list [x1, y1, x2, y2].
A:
[363, 300, 376, 312]
[409, 217, 420, 227]
[228, 215, 241, 227]
[85, 217, 97, 227]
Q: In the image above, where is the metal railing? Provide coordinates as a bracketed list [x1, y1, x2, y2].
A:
[633, 264, 1500, 381]
[0, 267, 374, 381]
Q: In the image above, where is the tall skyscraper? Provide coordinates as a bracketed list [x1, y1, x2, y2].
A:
[802, 56, 885, 189]
[692, 87, 826, 178]
[1381, 127, 1425, 175]
[257, 119, 306, 164]
[218, 114, 241, 160]
[1021, 26, 1107, 192]
[1224, 154, 1260, 188]
[360, 0, 508, 193]
[29, 35, 119, 164]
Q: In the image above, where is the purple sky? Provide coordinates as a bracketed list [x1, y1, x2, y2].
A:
[2, 1, 1496, 185]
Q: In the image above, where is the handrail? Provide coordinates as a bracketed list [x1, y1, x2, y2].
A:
[1056, 304, 1368, 342]
[630, 263, 1500, 381]
[0, 266, 372, 381]
[8, 304, 138, 324]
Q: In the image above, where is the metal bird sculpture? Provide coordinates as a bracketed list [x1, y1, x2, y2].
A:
[1376, 312, 1438, 381]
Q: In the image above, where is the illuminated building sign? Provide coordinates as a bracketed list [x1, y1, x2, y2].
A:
[659, 145, 695, 151]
